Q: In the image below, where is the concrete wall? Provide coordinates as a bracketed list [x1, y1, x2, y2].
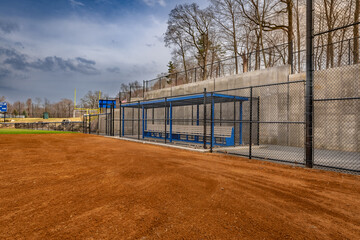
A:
[145, 65, 290, 99]
[312, 64, 360, 152]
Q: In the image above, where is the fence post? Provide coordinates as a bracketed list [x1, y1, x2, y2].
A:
[164, 97, 167, 144]
[210, 92, 214, 153]
[257, 97, 260, 145]
[305, 0, 314, 168]
[203, 88, 207, 149]
[122, 107, 125, 137]
[348, 39, 351, 65]
[89, 115, 91, 134]
[175, 72, 178, 86]
[131, 107, 134, 136]
[233, 96, 236, 147]
[129, 86, 132, 102]
[169, 102, 173, 143]
[220, 102, 222, 126]
[143, 80, 145, 98]
[105, 105, 108, 136]
[249, 87, 253, 159]
[112, 103, 115, 136]
[138, 101, 140, 140]
[142, 105, 145, 139]
[119, 101, 122, 137]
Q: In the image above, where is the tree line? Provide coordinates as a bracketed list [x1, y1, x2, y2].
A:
[121, 0, 359, 95]
[165, 0, 359, 79]
[0, 91, 107, 118]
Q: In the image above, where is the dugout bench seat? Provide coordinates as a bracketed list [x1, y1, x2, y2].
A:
[144, 124, 235, 146]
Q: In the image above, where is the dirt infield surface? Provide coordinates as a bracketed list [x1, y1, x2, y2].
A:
[1, 134, 359, 239]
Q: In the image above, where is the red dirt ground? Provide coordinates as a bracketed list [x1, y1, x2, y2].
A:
[0, 134, 359, 239]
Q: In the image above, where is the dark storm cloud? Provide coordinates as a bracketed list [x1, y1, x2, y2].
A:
[76, 57, 96, 65]
[30, 56, 99, 75]
[0, 68, 11, 80]
[0, 47, 99, 75]
[106, 67, 120, 73]
[0, 20, 19, 34]
[0, 47, 22, 58]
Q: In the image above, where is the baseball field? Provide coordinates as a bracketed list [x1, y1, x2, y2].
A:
[0, 132, 359, 239]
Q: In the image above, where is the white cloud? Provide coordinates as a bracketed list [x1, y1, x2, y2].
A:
[158, 0, 166, 7]
[69, 0, 85, 7]
[143, 0, 166, 7]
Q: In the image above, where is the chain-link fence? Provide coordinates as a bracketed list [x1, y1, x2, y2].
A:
[0, 121, 84, 132]
[85, 0, 360, 174]
[114, 82, 304, 165]
[311, 0, 360, 173]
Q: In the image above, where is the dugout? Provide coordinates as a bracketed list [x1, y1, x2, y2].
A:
[120, 89, 260, 151]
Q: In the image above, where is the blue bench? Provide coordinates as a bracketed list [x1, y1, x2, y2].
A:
[144, 124, 235, 146]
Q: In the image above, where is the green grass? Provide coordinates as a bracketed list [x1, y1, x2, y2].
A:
[0, 129, 77, 134]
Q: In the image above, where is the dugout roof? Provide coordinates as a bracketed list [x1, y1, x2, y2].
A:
[121, 93, 249, 109]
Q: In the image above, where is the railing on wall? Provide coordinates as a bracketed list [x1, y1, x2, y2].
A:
[118, 37, 359, 102]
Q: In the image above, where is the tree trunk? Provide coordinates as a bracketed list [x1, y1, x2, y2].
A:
[181, 49, 189, 83]
[296, 0, 301, 72]
[242, 53, 248, 73]
[287, 0, 294, 73]
[354, 0, 359, 64]
[232, 13, 239, 74]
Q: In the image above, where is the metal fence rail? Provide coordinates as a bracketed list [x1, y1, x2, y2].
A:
[0, 121, 84, 132]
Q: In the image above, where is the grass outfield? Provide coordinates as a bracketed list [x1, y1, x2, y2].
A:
[0, 129, 77, 134]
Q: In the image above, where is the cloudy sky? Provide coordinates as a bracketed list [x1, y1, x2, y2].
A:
[0, 0, 208, 103]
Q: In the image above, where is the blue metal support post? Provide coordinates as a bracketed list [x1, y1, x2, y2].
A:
[233, 96, 236, 147]
[142, 105, 145, 139]
[169, 102, 173, 143]
[164, 97, 167, 143]
[203, 88, 207, 149]
[240, 102, 243, 145]
[210, 93, 214, 152]
[145, 108, 147, 131]
[122, 107, 125, 136]
[196, 105, 199, 125]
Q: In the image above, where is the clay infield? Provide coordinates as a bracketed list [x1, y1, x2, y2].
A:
[0, 134, 359, 239]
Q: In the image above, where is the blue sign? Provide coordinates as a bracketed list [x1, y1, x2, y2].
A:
[99, 99, 116, 109]
[0, 102, 7, 112]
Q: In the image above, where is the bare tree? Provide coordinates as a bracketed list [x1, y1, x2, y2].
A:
[80, 91, 102, 109]
[165, 20, 190, 82]
[238, 0, 294, 70]
[26, 98, 32, 117]
[167, 4, 215, 80]
[210, 0, 243, 74]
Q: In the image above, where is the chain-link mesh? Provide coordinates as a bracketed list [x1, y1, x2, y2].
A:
[312, 0, 360, 173]
[214, 81, 305, 165]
